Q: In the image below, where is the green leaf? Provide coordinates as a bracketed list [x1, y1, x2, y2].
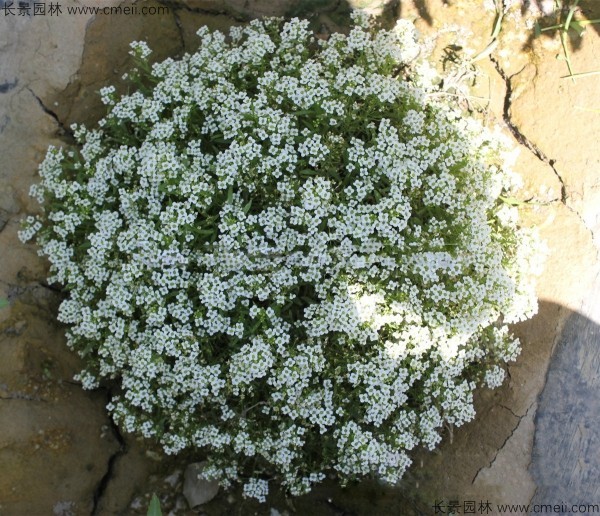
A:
[147, 493, 162, 516]
[470, 39, 499, 63]
[570, 20, 586, 37]
[0, 298, 10, 309]
[499, 196, 529, 206]
[559, 30, 576, 79]
[564, 0, 579, 32]
[491, 11, 504, 39]
[534, 20, 542, 38]
[210, 134, 227, 144]
[325, 169, 341, 181]
[561, 70, 600, 79]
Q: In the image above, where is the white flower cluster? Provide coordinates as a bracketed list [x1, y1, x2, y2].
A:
[20, 14, 541, 502]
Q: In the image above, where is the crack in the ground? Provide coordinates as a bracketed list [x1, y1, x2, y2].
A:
[0, 211, 10, 233]
[91, 389, 128, 515]
[471, 401, 536, 484]
[528, 485, 539, 507]
[499, 404, 519, 419]
[490, 56, 600, 253]
[26, 87, 74, 140]
[489, 57, 567, 205]
[525, 435, 536, 475]
[558, 195, 600, 254]
[36, 280, 63, 294]
[157, 0, 251, 22]
[172, 8, 187, 53]
[548, 305, 567, 361]
[569, 209, 599, 257]
[0, 393, 46, 402]
[0, 280, 62, 316]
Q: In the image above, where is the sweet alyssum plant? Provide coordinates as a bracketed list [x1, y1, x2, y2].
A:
[20, 14, 542, 502]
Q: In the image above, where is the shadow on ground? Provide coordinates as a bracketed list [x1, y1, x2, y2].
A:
[85, 299, 599, 515]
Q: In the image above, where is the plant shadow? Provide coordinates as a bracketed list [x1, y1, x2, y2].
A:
[520, 0, 600, 56]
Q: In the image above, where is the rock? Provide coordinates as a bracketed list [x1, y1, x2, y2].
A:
[175, 11, 241, 53]
[0, 88, 63, 218]
[507, 2, 600, 247]
[180, 0, 344, 20]
[0, 6, 96, 99]
[0, 78, 18, 94]
[531, 306, 600, 504]
[0, 184, 23, 233]
[183, 461, 220, 509]
[0, 305, 120, 515]
[472, 401, 538, 504]
[180, 0, 301, 18]
[179, 0, 227, 11]
[94, 441, 161, 516]
[48, 0, 182, 128]
[0, 185, 20, 216]
[0, 224, 51, 300]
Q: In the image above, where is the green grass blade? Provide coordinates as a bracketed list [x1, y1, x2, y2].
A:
[540, 23, 564, 32]
[147, 493, 162, 516]
[544, 19, 600, 32]
[570, 20, 586, 36]
[561, 70, 600, 79]
[499, 196, 548, 206]
[470, 39, 499, 63]
[491, 10, 504, 39]
[499, 196, 527, 206]
[564, 0, 579, 32]
[560, 30, 576, 81]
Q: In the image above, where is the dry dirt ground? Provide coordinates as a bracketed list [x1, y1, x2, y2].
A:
[0, 0, 598, 514]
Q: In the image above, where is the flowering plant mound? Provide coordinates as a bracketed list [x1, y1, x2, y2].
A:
[21, 14, 541, 501]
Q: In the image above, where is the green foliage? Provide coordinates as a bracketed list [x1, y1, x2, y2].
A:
[147, 493, 162, 516]
[488, 0, 600, 80]
[20, 14, 542, 503]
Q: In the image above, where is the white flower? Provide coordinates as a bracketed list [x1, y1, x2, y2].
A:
[129, 40, 152, 60]
[21, 15, 542, 503]
[485, 366, 506, 389]
[243, 478, 269, 503]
